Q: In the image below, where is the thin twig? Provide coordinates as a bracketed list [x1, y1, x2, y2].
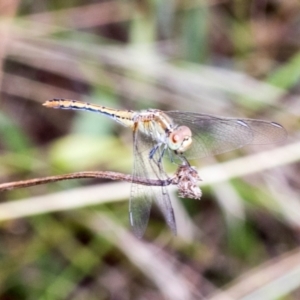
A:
[0, 171, 172, 192]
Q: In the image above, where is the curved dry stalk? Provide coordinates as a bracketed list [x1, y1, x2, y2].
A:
[0, 165, 202, 199]
[0, 171, 171, 192]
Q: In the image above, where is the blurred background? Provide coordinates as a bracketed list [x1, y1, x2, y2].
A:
[0, 0, 299, 299]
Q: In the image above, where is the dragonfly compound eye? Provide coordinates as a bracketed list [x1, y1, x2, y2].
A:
[168, 126, 192, 152]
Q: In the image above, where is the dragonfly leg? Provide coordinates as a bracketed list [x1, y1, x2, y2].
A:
[167, 148, 178, 165]
[149, 142, 166, 163]
[148, 143, 167, 174]
[177, 154, 191, 167]
[158, 147, 166, 164]
[149, 144, 160, 160]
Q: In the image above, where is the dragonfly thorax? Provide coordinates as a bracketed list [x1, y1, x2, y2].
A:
[135, 110, 193, 154]
[167, 126, 192, 154]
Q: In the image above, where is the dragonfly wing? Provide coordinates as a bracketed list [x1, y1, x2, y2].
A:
[129, 182, 152, 238]
[148, 142, 177, 235]
[156, 185, 177, 235]
[166, 111, 287, 159]
[130, 126, 176, 238]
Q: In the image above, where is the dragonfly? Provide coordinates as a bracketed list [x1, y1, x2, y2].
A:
[43, 99, 287, 238]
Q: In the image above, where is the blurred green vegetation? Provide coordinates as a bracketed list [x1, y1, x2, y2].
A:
[0, 0, 299, 299]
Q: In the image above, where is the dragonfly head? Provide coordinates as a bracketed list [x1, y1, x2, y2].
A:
[168, 126, 192, 153]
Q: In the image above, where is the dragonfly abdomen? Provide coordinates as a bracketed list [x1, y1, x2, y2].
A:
[43, 99, 136, 127]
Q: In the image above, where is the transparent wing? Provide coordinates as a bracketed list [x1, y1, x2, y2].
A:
[130, 126, 176, 238]
[166, 111, 287, 159]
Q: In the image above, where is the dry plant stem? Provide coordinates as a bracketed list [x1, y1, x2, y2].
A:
[85, 212, 198, 300]
[207, 247, 300, 300]
[0, 171, 172, 192]
[0, 165, 202, 201]
[0, 0, 20, 87]
[27, 1, 131, 30]
[25, 0, 225, 32]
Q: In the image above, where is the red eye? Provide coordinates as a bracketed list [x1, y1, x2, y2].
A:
[172, 134, 179, 143]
